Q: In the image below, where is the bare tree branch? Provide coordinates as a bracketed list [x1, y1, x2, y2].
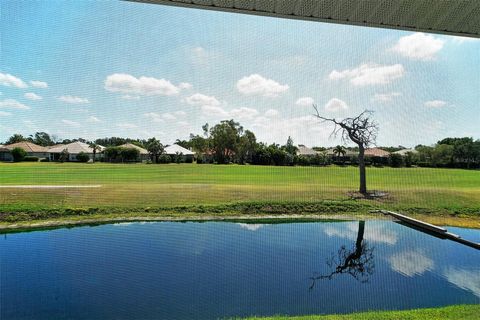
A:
[312, 106, 379, 194]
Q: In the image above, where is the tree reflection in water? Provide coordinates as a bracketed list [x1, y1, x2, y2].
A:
[310, 221, 375, 289]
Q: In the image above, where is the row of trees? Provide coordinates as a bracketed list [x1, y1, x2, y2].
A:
[3, 126, 480, 168]
[414, 137, 480, 169]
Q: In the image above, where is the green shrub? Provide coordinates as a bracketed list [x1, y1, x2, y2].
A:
[59, 149, 69, 163]
[158, 154, 171, 163]
[389, 153, 404, 167]
[23, 156, 39, 162]
[76, 152, 90, 162]
[120, 148, 140, 162]
[40, 158, 50, 162]
[295, 155, 310, 166]
[11, 147, 27, 162]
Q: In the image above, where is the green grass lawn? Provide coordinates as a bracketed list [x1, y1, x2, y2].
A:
[241, 304, 480, 320]
[1, 162, 479, 225]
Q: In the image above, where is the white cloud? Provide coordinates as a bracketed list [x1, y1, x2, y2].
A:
[0, 72, 28, 88]
[61, 119, 81, 127]
[174, 111, 187, 117]
[388, 250, 434, 277]
[324, 98, 348, 112]
[0, 99, 30, 110]
[117, 122, 138, 129]
[329, 63, 405, 86]
[425, 100, 447, 108]
[191, 47, 208, 61]
[162, 112, 176, 120]
[229, 107, 259, 120]
[87, 116, 101, 123]
[237, 74, 289, 97]
[185, 93, 221, 107]
[179, 82, 192, 90]
[372, 92, 401, 103]
[252, 114, 333, 146]
[58, 95, 89, 104]
[265, 109, 279, 117]
[443, 267, 480, 298]
[177, 120, 189, 126]
[121, 94, 140, 100]
[201, 105, 229, 117]
[324, 222, 398, 245]
[0, 111, 11, 116]
[24, 92, 42, 100]
[296, 97, 314, 107]
[190, 46, 218, 65]
[143, 112, 165, 123]
[391, 32, 445, 60]
[105, 73, 181, 96]
[30, 80, 48, 88]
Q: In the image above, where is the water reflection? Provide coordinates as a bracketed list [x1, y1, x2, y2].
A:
[2, 220, 479, 320]
[237, 223, 265, 231]
[310, 221, 375, 288]
[388, 249, 434, 277]
[443, 267, 480, 298]
[324, 220, 397, 245]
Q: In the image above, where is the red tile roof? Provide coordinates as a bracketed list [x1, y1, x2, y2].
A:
[4, 141, 48, 153]
[365, 147, 390, 157]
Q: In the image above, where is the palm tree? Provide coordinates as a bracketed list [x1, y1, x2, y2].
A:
[89, 142, 101, 163]
[146, 137, 164, 163]
[333, 145, 346, 158]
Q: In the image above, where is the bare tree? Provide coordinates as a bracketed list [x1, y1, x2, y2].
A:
[313, 107, 378, 194]
[309, 221, 374, 289]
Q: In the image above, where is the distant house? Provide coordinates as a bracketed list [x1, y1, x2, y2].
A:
[3, 141, 49, 161]
[364, 147, 390, 158]
[0, 145, 11, 161]
[324, 148, 359, 157]
[48, 141, 104, 161]
[118, 143, 149, 162]
[165, 144, 195, 161]
[296, 145, 318, 156]
[393, 148, 418, 156]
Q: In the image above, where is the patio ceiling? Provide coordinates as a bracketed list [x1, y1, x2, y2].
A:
[129, 0, 480, 38]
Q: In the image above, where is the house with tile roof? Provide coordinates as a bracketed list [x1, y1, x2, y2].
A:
[118, 143, 150, 162]
[296, 145, 318, 156]
[364, 147, 390, 158]
[48, 141, 104, 162]
[2, 141, 49, 161]
[165, 144, 195, 162]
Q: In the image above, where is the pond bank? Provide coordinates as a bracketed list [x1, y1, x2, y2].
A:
[241, 304, 480, 320]
[1, 209, 479, 232]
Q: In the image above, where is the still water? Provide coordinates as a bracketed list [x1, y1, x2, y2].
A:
[1, 220, 479, 319]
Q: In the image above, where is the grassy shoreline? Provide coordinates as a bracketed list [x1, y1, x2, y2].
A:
[1, 201, 479, 232]
[241, 304, 480, 320]
[1, 163, 479, 231]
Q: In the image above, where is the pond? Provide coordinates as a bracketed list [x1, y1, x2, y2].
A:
[1, 220, 479, 319]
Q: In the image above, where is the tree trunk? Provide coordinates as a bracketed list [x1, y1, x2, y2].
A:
[358, 145, 367, 194]
[355, 221, 365, 253]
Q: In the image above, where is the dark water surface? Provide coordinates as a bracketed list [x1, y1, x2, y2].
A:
[1, 220, 479, 319]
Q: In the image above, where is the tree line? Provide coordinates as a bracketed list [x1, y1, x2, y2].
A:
[3, 122, 480, 168]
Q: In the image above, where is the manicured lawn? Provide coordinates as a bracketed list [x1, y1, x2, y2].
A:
[0, 162, 479, 225]
[241, 304, 480, 320]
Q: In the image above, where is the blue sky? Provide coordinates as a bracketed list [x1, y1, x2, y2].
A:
[1, 0, 479, 147]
